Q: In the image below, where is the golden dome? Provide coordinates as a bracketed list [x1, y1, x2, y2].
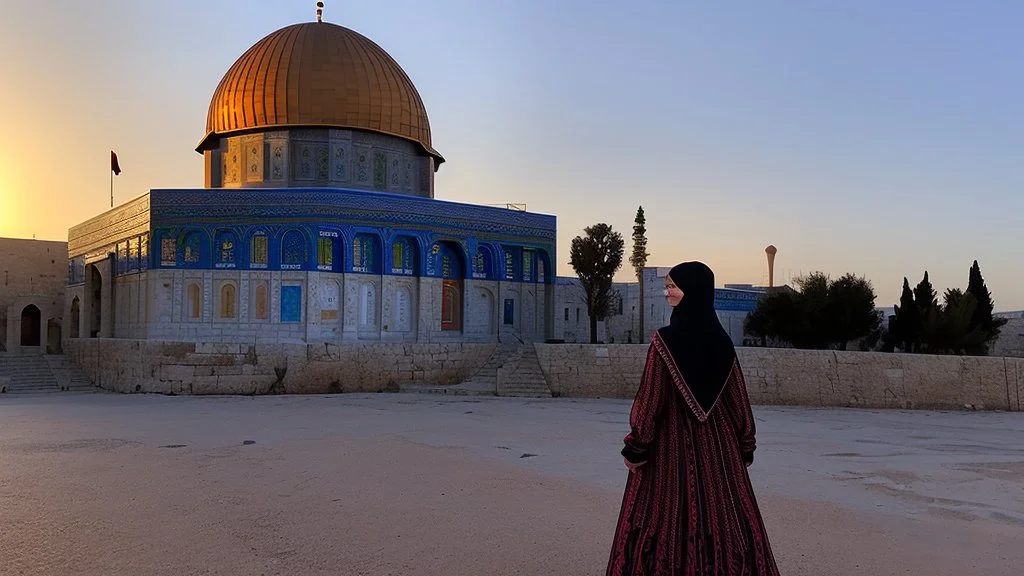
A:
[197, 21, 443, 165]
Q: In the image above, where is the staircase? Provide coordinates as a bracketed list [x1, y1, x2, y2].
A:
[0, 352, 98, 394]
[456, 342, 521, 393]
[45, 354, 99, 392]
[496, 344, 552, 398]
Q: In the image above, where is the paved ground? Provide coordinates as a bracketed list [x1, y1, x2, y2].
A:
[1, 393, 1022, 575]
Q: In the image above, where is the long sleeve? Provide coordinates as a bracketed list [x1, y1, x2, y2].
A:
[721, 361, 756, 464]
[621, 342, 669, 464]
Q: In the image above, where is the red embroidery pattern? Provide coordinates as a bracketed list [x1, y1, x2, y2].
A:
[607, 335, 779, 575]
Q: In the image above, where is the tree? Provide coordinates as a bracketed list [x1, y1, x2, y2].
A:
[913, 271, 938, 317]
[891, 278, 919, 352]
[826, 273, 881, 350]
[744, 290, 800, 347]
[966, 260, 1007, 353]
[570, 223, 625, 343]
[793, 272, 831, 348]
[920, 289, 987, 355]
[743, 271, 879, 350]
[629, 206, 650, 343]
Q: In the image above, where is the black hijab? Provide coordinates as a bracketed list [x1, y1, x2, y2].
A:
[656, 261, 737, 413]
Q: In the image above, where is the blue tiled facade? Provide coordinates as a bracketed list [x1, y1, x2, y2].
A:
[713, 289, 762, 313]
[68, 187, 557, 286]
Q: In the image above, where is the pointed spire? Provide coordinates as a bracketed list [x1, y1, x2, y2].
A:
[316, 1, 325, 23]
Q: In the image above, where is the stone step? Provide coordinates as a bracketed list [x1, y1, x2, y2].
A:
[0, 352, 98, 394]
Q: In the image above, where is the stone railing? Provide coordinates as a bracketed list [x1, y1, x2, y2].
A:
[535, 344, 1023, 412]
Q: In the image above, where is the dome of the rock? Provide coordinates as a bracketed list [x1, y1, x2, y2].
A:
[196, 21, 442, 165]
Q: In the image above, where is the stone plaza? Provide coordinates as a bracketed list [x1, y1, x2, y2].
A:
[1, 392, 1021, 575]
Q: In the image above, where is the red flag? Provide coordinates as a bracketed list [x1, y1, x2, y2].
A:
[110, 150, 121, 176]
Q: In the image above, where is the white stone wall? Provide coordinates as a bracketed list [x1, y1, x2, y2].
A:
[66, 339, 497, 395]
[536, 344, 1024, 412]
[89, 269, 549, 344]
[0, 238, 67, 351]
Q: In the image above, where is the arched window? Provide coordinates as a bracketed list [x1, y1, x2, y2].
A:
[181, 231, 204, 265]
[220, 283, 237, 319]
[391, 236, 417, 275]
[254, 284, 269, 320]
[215, 231, 238, 269]
[353, 233, 381, 274]
[281, 230, 306, 270]
[188, 282, 202, 319]
[250, 233, 269, 268]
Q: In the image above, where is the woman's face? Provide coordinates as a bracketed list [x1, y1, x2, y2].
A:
[664, 276, 684, 308]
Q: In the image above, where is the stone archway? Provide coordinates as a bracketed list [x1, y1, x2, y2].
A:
[441, 280, 462, 331]
[435, 241, 465, 332]
[20, 305, 41, 347]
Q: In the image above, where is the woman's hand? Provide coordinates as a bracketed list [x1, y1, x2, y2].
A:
[624, 457, 646, 471]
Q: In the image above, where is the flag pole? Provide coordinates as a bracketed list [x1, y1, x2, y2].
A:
[110, 167, 113, 208]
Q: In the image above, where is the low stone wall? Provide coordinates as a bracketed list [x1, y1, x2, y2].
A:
[66, 339, 496, 395]
[536, 344, 1024, 412]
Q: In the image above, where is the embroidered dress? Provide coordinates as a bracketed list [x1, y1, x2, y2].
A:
[607, 261, 780, 576]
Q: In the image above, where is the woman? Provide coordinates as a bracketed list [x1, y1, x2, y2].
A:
[606, 261, 779, 575]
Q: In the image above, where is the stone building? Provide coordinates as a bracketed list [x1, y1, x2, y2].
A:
[555, 267, 762, 344]
[64, 18, 556, 347]
[0, 238, 67, 353]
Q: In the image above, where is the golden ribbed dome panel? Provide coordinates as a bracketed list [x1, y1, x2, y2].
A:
[200, 22, 439, 160]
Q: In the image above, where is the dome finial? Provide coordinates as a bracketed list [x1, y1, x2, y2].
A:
[316, 1, 325, 23]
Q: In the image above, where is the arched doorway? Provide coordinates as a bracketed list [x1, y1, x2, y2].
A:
[20, 305, 41, 347]
[436, 242, 465, 332]
[477, 287, 496, 335]
[70, 297, 80, 338]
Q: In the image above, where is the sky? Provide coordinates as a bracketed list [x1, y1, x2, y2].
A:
[1, 1, 1023, 309]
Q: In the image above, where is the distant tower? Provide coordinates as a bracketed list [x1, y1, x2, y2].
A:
[316, 1, 325, 22]
[765, 245, 778, 288]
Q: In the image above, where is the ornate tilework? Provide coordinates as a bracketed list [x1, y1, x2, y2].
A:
[149, 188, 556, 246]
[297, 146, 314, 180]
[389, 153, 401, 190]
[391, 236, 416, 275]
[271, 142, 286, 180]
[353, 233, 380, 274]
[355, 147, 370, 184]
[161, 237, 176, 267]
[68, 194, 150, 257]
[316, 145, 329, 181]
[226, 139, 240, 184]
[373, 151, 387, 189]
[504, 249, 515, 281]
[331, 141, 349, 182]
[316, 235, 334, 271]
[180, 231, 205, 266]
[250, 234, 269, 268]
[281, 285, 302, 322]
[245, 137, 263, 182]
[215, 230, 238, 268]
[437, 242, 463, 279]
[281, 230, 305, 269]
[714, 289, 761, 312]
